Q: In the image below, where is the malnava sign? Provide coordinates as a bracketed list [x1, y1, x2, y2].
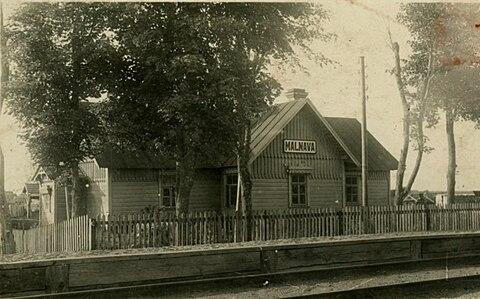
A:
[283, 139, 316, 154]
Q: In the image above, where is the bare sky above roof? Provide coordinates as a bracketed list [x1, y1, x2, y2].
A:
[1, 0, 480, 193]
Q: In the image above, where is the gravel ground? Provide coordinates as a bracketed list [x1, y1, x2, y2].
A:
[1, 231, 479, 264]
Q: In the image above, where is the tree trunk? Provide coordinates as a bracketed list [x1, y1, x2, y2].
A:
[69, 6, 83, 219]
[391, 42, 410, 205]
[70, 165, 81, 217]
[446, 108, 456, 205]
[403, 117, 424, 196]
[174, 130, 195, 216]
[0, 3, 14, 255]
[238, 122, 253, 241]
[403, 53, 433, 198]
[175, 160, 195, 216]
[0, 146, 14, 254]
[64, 185, 70, 220]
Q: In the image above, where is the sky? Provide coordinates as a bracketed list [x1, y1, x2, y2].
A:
[1, 0, 480, 194]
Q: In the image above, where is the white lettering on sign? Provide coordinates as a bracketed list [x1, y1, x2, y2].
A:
[283, 140, 316, 154]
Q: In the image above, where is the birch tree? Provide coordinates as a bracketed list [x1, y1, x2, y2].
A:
[398, 3, 480, 203]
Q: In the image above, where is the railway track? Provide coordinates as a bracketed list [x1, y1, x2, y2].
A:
[291, 276, 480, 298]
[13, 257, 480, 298]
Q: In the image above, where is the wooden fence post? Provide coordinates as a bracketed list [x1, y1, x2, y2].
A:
[89, 217, 95, 250]
[425, 204, 431, 231]
[337, 209, 344, 236]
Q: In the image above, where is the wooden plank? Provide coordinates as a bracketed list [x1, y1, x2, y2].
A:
[0, 267, 46, 295]
[69, 251, 261, 287]
[271, 240, 413, 271]
[422, 236, 480, 258]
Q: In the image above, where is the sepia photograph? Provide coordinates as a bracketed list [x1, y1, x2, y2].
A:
[1, 1, 480, 298]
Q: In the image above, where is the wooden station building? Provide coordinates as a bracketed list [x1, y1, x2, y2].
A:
[34, 89, 398, 223]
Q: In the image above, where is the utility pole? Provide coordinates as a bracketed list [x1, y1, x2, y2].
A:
[360, 56, 368, 207]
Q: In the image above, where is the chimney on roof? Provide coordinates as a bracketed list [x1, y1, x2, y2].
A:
[286, 88, 308, 101]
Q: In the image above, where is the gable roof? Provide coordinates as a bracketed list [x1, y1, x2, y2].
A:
[31, 165, 59, 181]
[403, 193, 435, 204]
[86, 98, 397, 171]
[250, 99, 398, 171]
[325, 117, 398, 170]
[23, 182, 40, 196]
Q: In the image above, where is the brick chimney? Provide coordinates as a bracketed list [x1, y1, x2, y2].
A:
[286, 88, 308, 101]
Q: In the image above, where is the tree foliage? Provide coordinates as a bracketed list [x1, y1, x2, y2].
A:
[100, 3, 331, 214]
[5, 2, 331, 219]
[6, 3, 118, 216]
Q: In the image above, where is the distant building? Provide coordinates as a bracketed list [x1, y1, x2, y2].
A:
[435, 191, 480, 207]
[402, 192, 435, 205]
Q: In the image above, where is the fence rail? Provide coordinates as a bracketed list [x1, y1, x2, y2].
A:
[94, 203, 480, 250]
[13, 215, 92, 253]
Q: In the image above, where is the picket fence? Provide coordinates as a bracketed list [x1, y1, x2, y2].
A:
[93, 203, 480, 250]
[13, 215, 93, 253]
[12, 204, 480, 253]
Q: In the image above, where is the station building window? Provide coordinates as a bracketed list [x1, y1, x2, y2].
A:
[225, 174, 238, 208]
[290, 173, 308, 207]
[162, 187, 175, 208]
[345, 176, 359, 205]
[161, 175, 176, 208]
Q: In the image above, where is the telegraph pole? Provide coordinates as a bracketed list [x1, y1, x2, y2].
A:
[360, 56, 368, 207]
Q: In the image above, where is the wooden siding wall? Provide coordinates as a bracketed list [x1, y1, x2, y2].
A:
[251, 179, 288, 209]
[111, 169, 158, 214]
[251, 106, 344, 180]
[347, 170, 391, 206]
[252, 178, 343, 210]
[251, 106, 345, 208]
[310, 179, 344, 208]
[110, 169, 221, 214]
[366, 171, 391, 206]
[80, 160, 109, 216]
[189, 170, 221, 211]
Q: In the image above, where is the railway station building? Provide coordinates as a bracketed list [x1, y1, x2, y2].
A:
[32, 89, 398, 223]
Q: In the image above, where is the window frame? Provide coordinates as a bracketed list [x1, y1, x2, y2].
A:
[160, 173, 176, 209]
[162, 185, 176, 208]
[289, 172, 309, 208]
[345, 175, 360, 206]
[224, 173, 239, 209]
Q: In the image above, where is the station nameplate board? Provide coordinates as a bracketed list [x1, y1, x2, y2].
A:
[283, 139, 316, 154]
